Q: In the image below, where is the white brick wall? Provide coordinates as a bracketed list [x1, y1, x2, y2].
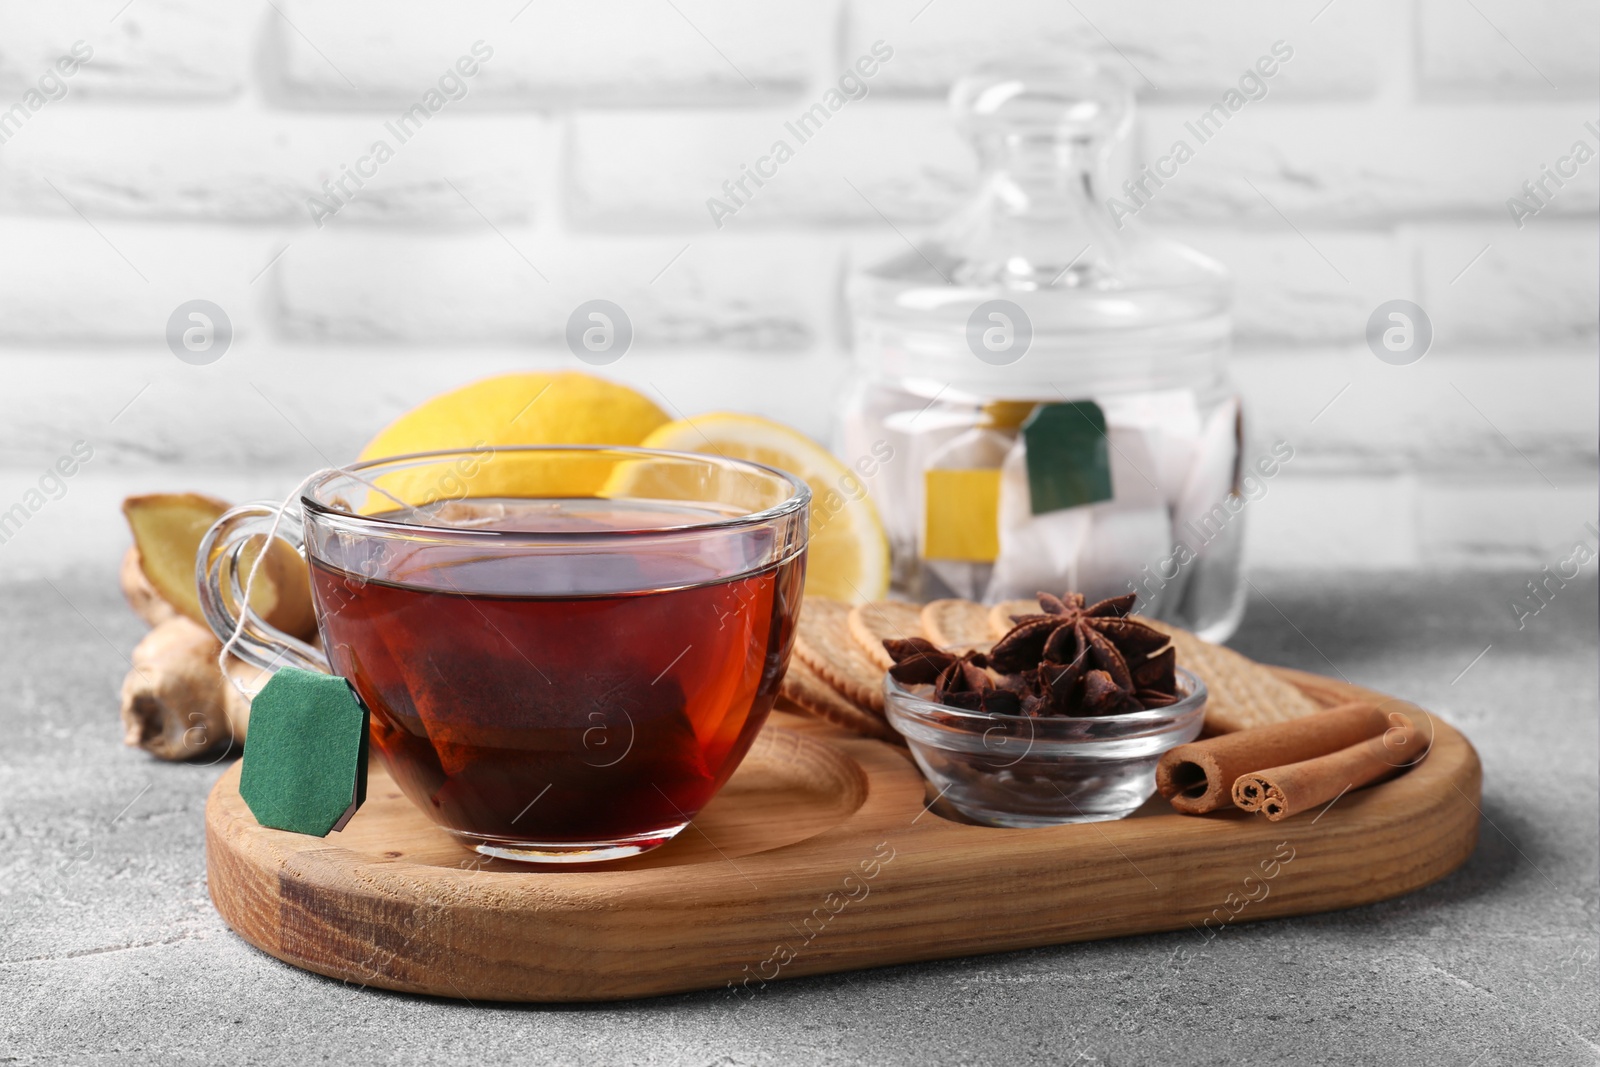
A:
[277, 231, 833, 346]
[273, 1, 822, 104]
[846, 0, 1398, 98]
[1418, 0, 1600, 97]
[0, 108, 545, 223]
[0, 0, 1595, 577]
[567, 105, 974, 227]
[0, 3, 252, 99]
[1135, 104, 1600, 223]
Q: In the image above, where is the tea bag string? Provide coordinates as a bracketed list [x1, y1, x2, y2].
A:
[218, 467, 415, 698]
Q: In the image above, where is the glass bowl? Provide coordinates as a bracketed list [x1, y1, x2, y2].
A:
[884, 667, 1208, 827]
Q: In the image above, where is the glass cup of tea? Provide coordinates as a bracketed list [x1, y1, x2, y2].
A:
[197, 446, 810, 863]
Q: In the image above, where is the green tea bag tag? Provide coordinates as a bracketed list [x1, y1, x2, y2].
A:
[1021, 401, 1115, 514]
[239, 668, 369, 837]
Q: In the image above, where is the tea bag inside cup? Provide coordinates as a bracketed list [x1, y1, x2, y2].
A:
[417, 500, 512, 528]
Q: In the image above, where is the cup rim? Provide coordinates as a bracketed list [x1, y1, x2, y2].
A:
[884, 666, 1208, 733]
[300, 444, 813, 540]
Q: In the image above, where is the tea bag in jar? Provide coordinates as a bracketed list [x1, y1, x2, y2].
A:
[1074, 391, 1204, 612]
[919, 402, 1034, 601]
[881, 404, 979, 587]
[1170, 395, 1244, 621]
[987, 440, 1090, 599]
[986, 392, 1208, 610]
[840, 382, 944, 575]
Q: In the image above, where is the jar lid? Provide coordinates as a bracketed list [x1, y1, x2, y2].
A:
[849, 59, 1231, 398]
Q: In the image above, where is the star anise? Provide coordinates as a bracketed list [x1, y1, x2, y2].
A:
[885, 592, 1182, 718]
[884, 637, 1020, 715]
[991, 591, 1176, 712]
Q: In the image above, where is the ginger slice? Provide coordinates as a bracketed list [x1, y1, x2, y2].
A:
[119, 546, 177, 628]
[122, 492, 316, 640]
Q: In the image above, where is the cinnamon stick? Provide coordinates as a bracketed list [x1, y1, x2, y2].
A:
[1155, 701, 1391, 814]
[1232, 723, 1425, 821]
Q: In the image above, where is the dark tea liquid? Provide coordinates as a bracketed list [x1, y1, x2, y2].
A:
[309, 499, 804, 855]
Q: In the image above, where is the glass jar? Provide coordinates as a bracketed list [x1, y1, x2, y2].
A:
[841, 60, 1245, 641]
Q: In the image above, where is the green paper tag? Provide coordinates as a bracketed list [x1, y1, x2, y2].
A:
[239, 668, 369, 837]
[1021, 401, 1115, 515]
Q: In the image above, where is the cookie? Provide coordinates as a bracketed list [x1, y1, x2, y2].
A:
[921, 599, 994, 648]
[778, 658, 899, 743]
[1143, 619, 1322, 733]
[848, 600, 927, 671]
[987, 598, 1042, 638]
[794, 598, 888, 712]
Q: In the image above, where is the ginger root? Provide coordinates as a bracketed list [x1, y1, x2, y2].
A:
[120, 617, 266, 760]
[122, 617, 231, 759]
[117, 491, 318, 759]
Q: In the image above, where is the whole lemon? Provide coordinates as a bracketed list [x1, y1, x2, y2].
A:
[356, 372, 670, 503]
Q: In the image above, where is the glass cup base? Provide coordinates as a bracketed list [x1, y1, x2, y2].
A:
[451, 822, 690, 865]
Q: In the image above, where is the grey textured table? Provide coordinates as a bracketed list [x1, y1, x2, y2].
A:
[2, 568, 1595, 1066]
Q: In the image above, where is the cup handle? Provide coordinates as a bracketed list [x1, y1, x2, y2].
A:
[196, 503, 329, 675]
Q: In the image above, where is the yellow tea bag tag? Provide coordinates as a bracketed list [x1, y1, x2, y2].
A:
[924, 469, 1002, 563]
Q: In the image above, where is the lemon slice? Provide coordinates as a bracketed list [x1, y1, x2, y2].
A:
[635, 414, 890, 603]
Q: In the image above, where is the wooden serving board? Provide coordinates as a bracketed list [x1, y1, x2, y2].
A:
[206, 669, 1480, 1002]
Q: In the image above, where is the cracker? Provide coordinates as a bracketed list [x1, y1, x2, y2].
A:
[987, 598, 1042, 638]
[778, 658, 899, 743]
[1143, 619, 1322, 733]
[921, 599, 994, 648]
[848, 600, 927, 671]
[795, 598, 887, 712]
